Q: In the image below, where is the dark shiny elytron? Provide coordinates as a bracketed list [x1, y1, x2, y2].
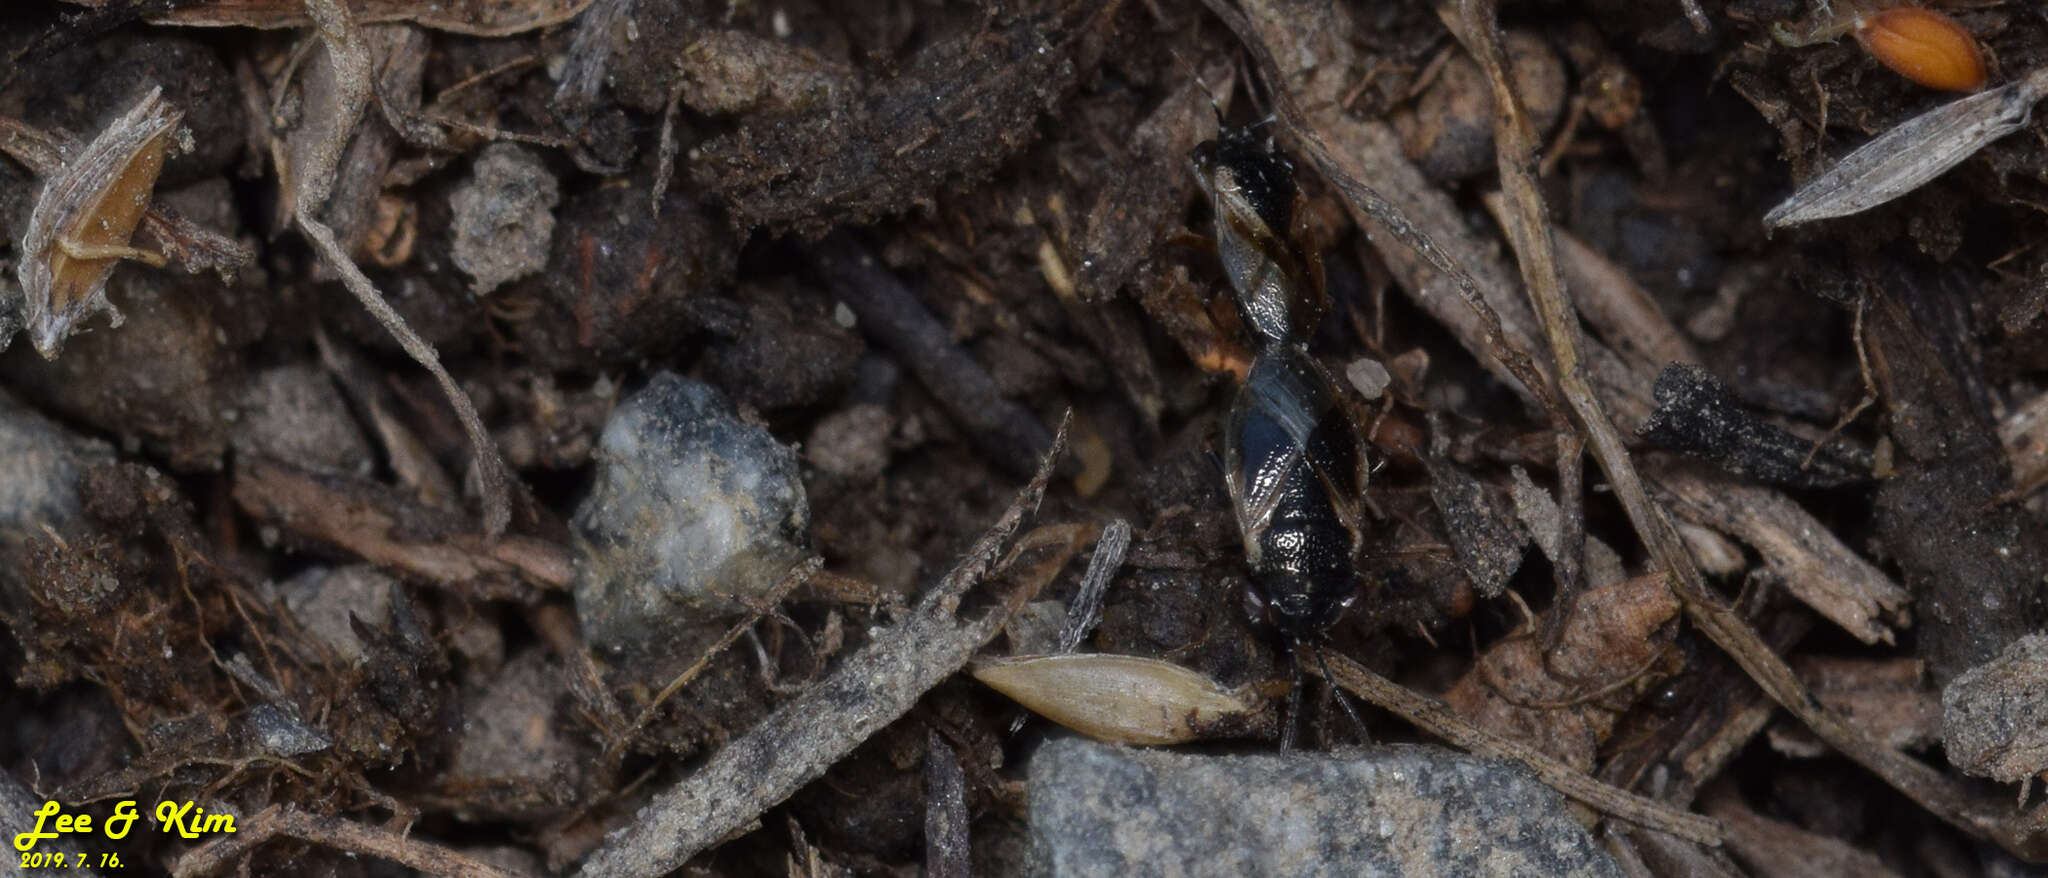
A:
[1193, 123, 1368, 645]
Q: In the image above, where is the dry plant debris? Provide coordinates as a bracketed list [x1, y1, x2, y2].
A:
[576, 418, 1067, 877]
[15, 88, 178, 357]
[4, 0, 2048, 873]
[1765, 68, 2048, 228]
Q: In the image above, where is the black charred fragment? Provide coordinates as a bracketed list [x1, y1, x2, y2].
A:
[693, 12, 1101, 237]
[1638, 363, 1870, 489]
[1864, 271, 2048, 684]
[351, 587, 450, 737]
[923, 731, 972, 878]
[1424, 458, 1525, 600]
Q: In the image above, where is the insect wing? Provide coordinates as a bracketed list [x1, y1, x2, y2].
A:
[1228, 348, 1360, 550]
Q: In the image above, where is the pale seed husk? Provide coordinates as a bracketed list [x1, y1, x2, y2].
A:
[17, 87, 180, 358]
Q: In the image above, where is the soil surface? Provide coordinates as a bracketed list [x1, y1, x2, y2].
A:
[2, 0, 2047, 875]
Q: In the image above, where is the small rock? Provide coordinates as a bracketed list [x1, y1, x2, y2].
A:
[231, 364, 372, 477]
[245, 703, 331, 757]
[445, 648, 587, 819]
[806, 403, 893, 480]
[572, 372, 809, 655]
[450, 143, 559, 295]
[1028, 738, 1623, 878]
[279, 565, 397, 665]
[1395, 32, 1566, 183]
[1345, 357, 1391, 400]
[0, 394, 114, 612]
[1942, 633, 2048, 784]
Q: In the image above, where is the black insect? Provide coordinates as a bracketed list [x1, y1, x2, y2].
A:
[1194, 120, 1371, 745]
[1224, 345, 1366, 639]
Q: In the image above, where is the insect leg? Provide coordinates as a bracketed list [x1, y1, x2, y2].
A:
[1315, 645, 1372, 745]
[1280, 652, 1304, 751]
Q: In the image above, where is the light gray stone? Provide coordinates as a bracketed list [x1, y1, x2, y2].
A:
[1943, 633, 2048, 784]
[1027, 738, 1623, 878]
[572, 372, 809, 655]
[450, 143, 558, 294]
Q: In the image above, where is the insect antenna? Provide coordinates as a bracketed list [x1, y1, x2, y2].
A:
[1169, 48, 1230, 128]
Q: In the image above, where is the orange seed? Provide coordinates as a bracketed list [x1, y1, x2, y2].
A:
[1856, 7, 1987, 92]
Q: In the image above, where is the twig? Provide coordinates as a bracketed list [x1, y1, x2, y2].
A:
[652, 73, 686, 217]
[170, 805, 531, 878]
[1537, 432, 1587, 662]
[1057, 518, 1129, 654]
[231, 457, 566, 596]
[1313, 647, 1722, 845]
[815, 235, 1058, 478]
[575, 415, 1071, 877]
[1656, 463, 1907, 645]
[1483, 194, 1702, 379]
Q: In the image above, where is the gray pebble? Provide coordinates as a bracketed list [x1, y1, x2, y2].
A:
[572, 372, 809, 655]
[805, 403, 893, 480]
[0, 393, 113, 612]
[279, 565, 396, 665]
[231, 363, 372, 477]
[245, 703, 332, 757]
[1345, 357, 1391, 400]
[1027, 738, 1623, 878]
[450, 143, 558, 295]
[1943, 633, 2048, 784]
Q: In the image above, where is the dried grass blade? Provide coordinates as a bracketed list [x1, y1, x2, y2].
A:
[1765, 68, 2048, 228]
[294, 0, 511, 535]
